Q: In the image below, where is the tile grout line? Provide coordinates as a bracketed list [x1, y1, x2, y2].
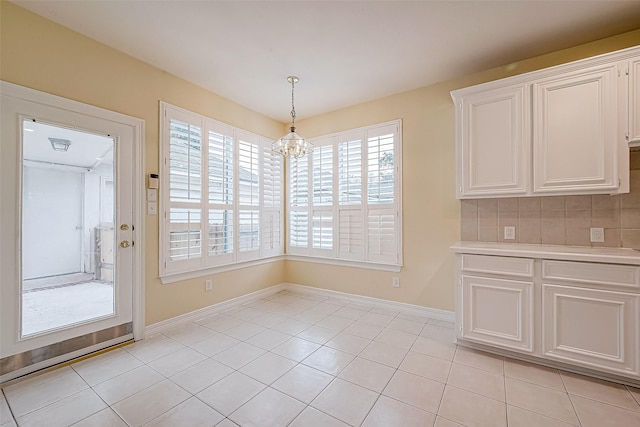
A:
[557, 372, 583, 427]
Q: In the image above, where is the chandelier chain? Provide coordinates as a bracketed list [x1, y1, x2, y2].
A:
[290, 78, 296, 125]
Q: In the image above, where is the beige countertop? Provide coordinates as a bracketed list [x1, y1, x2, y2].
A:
[451, 241, 640, 265]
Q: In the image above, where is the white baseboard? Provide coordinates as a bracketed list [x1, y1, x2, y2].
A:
[144, 282, 454, 337]
[145, 284, 286, 336]
[283, 283, 454, 322]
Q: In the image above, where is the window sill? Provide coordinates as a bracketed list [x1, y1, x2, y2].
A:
[160, 253, 403, 284]
[285, 255, 402, 272]
[160, 255, 286, 284]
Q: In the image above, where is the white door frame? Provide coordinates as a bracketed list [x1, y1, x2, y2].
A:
[0, 81, 145, 382]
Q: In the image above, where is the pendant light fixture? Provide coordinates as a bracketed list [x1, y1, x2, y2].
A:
[272, 76, 313, 159]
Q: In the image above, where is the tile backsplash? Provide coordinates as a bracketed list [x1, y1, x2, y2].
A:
[461, 152, 640, 248]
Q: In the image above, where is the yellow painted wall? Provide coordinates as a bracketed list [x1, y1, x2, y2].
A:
[2, 2, 639, 324]
[0, 2, 285, 324]
[287, 29, 640, 311]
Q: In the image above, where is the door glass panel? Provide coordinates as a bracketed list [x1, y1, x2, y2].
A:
[21, 120, 116, 337]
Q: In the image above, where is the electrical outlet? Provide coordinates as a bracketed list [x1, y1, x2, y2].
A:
[504, 226, 516, 240]
[205, 279, 213, 291]
[392, 277, 400, 288]
[590, 227, 605, 243]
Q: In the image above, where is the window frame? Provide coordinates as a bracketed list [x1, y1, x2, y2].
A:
[286, 119, 403, 271]
[159, 102, 284, 283]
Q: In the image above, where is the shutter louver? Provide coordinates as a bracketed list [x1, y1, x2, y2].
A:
[367, 209, 397, 263]
[261, 211, 281, 252]
[289, 156, 309, 207]
[313, 145, 333, 206]
[290, 211, 309, 248]
[312, 212, 333, 250]
[208, 209, 233, 255]
[169, 120, 202, 203]
[367, 133, 394, 205]
[169, 208, 201, 260]
[238, 141, 260, 206]
[239, 210, 259, 252]
[208, 131, 233, 205]
[338, 139, 362, 205]
[263, 149, 282, 208]
[262, 148, 283, 256]
[338, 209, 363, 259]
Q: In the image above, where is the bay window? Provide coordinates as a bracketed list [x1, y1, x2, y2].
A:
[160, 103, 283, 281]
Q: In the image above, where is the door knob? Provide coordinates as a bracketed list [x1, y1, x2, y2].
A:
[120, 241, 131, 248]
[120, 224, 129, 231]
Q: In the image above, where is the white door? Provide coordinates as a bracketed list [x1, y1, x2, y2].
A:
[0, 82, 144, 382]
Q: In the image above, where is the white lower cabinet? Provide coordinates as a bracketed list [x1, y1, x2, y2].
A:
[454, 246, 640, 383]
[542, 284, 639, 377]
[461, 275, 533, 352]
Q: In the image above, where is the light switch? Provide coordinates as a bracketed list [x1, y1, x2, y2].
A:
[147, 189, 157, 202]
[147, 202, 157, 215]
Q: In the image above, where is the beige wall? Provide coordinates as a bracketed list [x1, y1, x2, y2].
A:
[2, 2, 639, 323]
[0, 2, 285, 325]
[287, 29, 640, 311]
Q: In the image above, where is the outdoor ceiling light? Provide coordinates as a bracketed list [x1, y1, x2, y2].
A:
[272, 76, 313, 159]
[48, 137, 71, 152]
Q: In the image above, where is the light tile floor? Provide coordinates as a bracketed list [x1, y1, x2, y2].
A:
[2, 290, 640, 427]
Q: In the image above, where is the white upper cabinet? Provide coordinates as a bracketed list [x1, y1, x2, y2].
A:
[455, 84, 529, 198]
[532, 63, 619, 194]
[630, 56, 640, 144]
[452, 46, 639, 199]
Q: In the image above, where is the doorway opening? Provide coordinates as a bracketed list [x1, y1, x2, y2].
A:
[21, 120, 116, 337]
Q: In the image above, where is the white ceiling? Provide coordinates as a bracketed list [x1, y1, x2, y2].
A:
[12, 1, 640, 123]
[23, 121, 114, 169]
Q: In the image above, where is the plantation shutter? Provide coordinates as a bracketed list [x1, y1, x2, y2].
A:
[337, 209, 363, 260]
[288, 155, 310, 253]
[238, 138, 260, 259]
[168, 117, 203, 269]
[206, 125, 234, 264]
[161, 103, 285, 278]
[338, 138, 362, 205]
[262, 148, 283, 257]
[365, 124, 398, 264]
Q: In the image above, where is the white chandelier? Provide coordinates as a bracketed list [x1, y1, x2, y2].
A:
[272, 76, 313, 159]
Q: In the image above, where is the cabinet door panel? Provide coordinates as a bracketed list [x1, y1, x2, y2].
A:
[533, 64, 618, 193]
[631, 57, 640, 144]
[458, 84, 528, 198]
[542, 284, 639, 377]
[462, 275, 534, 352]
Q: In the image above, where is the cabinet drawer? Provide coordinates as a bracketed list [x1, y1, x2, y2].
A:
[462, 254, 533, 278]
[542, 260, 640, 291]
